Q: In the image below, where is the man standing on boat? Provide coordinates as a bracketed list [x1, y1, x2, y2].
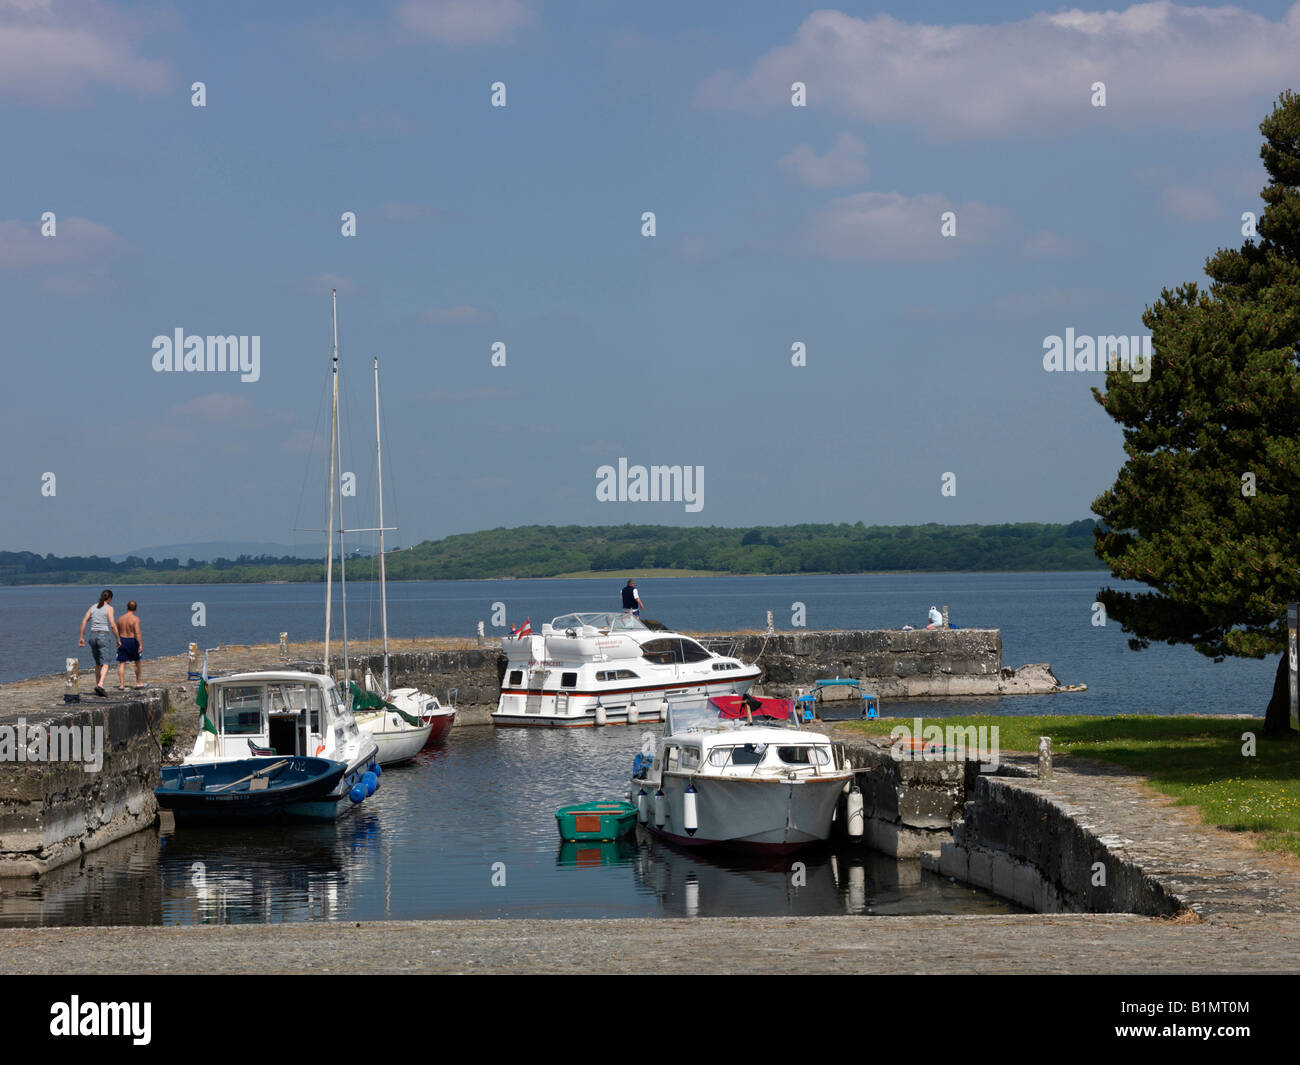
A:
[621, 579, 644, 617]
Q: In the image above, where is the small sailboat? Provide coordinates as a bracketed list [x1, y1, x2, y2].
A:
[352, 355, 453, 763]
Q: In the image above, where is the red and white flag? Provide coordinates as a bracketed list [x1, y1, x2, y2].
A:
[512, 618, 532, 640]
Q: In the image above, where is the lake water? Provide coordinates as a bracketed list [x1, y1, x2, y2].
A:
[0, 572, 1275, 926]
[2, 572, 1276, 716]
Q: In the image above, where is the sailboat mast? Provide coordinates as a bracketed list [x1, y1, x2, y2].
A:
[375, 357, 391, 694]
[324, 290, 339, 678]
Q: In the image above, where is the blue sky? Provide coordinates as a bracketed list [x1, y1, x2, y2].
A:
[2, 0, 1297, 555]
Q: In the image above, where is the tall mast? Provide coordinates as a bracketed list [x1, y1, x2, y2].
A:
[375, 357, 391, 694]
[324, 290, 339, 677]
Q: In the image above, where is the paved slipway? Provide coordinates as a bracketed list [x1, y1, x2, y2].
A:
[1, 745, 1298, 973]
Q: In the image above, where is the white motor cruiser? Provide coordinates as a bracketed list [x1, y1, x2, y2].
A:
[187, 670, 380, 819]
[628, 695, 856, 854]
[492, 611, 760, 728]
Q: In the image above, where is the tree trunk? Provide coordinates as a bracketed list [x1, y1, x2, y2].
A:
[1264, 653, 1297, 738]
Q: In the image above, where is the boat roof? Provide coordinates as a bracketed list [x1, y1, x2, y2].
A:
[664, 725, 833, 748]
[203, 670, 334, 687]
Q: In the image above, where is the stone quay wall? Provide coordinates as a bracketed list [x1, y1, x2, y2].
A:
[834, 731, 1185, 917]
[0, 694, 165, 877]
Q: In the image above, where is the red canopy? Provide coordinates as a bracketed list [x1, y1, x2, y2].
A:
[709, 695, 792, 720]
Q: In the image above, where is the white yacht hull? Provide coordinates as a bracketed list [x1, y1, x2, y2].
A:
[494, 673, 759, 728]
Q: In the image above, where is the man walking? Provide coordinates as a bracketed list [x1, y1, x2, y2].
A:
[621, 579, 644, 617]
[116, 600, 145, 689]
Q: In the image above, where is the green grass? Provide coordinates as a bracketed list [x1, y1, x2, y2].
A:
[841, 715, 1300, 859]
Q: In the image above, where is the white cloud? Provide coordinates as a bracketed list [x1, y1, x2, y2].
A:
[779, 132, 869, 188]
[395, 0, 534, 45]
[0, 0, 170, 103]
[169, 393, 253, 422]
[791, 190, 1006, 262]
[419, 305, 492, 325]
[0, 215, 123, 269]
[696, 3, 1300, 137]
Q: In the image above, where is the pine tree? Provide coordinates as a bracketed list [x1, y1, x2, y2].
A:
[1093, 91, 1300, 736]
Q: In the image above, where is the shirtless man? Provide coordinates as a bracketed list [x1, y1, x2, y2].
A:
[116, 600, 145, 689]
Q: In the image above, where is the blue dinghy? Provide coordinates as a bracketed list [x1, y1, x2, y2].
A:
[156, 756, 349, 825]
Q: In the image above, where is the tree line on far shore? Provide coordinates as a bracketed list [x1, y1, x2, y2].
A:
[0, 519, 1104, 585]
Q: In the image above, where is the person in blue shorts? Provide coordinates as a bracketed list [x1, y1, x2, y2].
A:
[78, 589, 118, 696]
[116, 600, 145, 689]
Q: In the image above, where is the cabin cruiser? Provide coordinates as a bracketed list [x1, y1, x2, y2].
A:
[186, 670, 379, 819]
[492, 611, 761, 728]
[628, 695, 855, 853]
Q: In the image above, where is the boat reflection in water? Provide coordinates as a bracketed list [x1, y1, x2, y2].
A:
[593, 827, 1026, 918]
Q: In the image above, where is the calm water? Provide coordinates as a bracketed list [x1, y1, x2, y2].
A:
[0, 572, 1275, 926]
[2, 572, 1276, 715]
[0, 727, 1021, 926]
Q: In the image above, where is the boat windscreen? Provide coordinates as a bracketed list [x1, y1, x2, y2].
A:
[666, 695, 800, 734]
[550, 611, 648, 633]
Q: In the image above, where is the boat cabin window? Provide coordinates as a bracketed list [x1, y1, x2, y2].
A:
[680, 746, 701, 770]
[220, 685, 264, 735]
[776, 746, 829, 766]
[712, 662, 740, 672]
[706, 744, 764, 767]
[561, 672, 578, 688]
[680, 639, 712, 663]
[509, 670, 523, 686]
[664, 745, 680, 771]
[596, 669, 639, 682]
[641, 638, 713, 665]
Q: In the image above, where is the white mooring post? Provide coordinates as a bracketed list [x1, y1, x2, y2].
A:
[1038, 736, 1053, 779]
[279, 632, 289, 660]
[477, 620, 485, 646]
[64, 657, 80, 703]
[765, 610, 774, 634]
[942, 604, 949, 627]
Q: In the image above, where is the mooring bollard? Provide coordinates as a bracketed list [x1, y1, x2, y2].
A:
[942, 604, 949, 627]
[765, 610, 774, 634]
[1038, 735, 1052, 779]
[187, 642, 201, 680]
[64, 657, 80, 703]
[279, 632, 289, 660]
[476, 620, 485, 646]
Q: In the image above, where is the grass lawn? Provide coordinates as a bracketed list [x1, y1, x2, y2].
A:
[840, 715, 1300, 859]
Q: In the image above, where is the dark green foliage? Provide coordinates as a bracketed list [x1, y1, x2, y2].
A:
[1092, 92, 1300, 733]
[0, 520, 1103, 585]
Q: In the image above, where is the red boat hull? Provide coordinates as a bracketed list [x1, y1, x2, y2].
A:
[422, 712, 455, 748]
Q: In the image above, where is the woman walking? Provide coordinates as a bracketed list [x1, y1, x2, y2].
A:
[78, 589, 119, 697]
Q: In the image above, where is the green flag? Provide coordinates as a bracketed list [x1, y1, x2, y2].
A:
[349, 681, 423, 728]
[196, 678, 218, 735]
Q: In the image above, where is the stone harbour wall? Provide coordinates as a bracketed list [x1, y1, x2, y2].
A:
[0, 695, 164, 877]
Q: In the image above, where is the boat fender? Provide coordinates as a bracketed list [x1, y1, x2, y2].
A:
[657, 700, 669, 723]
[637, 788, 648, 823]
[653, 788, 666, 828]
[372, 762, 382, 778]
[627, 705, 639, 724]
[349, 784, 367, 804]
[846, 784, 864, 839]
[362, 771, 378, 797]
[595, 702, 607, 727]
[683, 784, 698, 836]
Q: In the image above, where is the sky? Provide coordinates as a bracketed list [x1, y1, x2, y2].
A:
[2, 0, 1298, 556]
